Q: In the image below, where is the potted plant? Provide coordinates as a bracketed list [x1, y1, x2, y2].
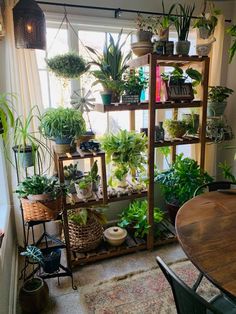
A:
[122, 70, 148, 103]
[182, 111, 200, 135]
[207, 86, 234, 117]
[193, 6, 220, 39]
[13, 106, 50, 169]
[0, 93, 14, 140]
[227, 25, 236, 64]
[163, 119, 188, 138]
[206, 117, 233, 143]
[132, 13, 153, 43]
[174, 4, 195, 55]
[74, 175, 93, 199]
[101, 130, 147, 187]
[64, 163, 83, 193]
[40, 107, 86, 154]
[90, 160, 100, 192]
[19, 246, 49, 314]
[155, 154, 213, 224]
[46, 51, 89, 79]
[118, 200, 164, 239]
[16, 175, 64, 222]
[87, 30, 131, 103]
[68, 208, 106, 252]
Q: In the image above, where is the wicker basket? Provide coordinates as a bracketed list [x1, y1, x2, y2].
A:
[68, 212, 103, 252]
[21, 196, 63, 222]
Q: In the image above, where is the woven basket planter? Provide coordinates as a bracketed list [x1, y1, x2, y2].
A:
[21, 196, 63, 222]
[68, 213, 103, 252]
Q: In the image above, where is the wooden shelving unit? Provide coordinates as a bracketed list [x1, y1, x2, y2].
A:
[55, 53, 210, 269]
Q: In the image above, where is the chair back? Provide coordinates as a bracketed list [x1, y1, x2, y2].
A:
[156, 257, 222, 314]
[194, 181, 234, 197]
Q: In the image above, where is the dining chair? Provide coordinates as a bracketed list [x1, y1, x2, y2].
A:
[193, 181, 234, 291]
[156, 256, 236, 314]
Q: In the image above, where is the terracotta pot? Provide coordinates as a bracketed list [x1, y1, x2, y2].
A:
[166, 202, 180, 225]
[19, 278, 49, 314]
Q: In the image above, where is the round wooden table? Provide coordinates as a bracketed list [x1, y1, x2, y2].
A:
[176, 191, 236, 298]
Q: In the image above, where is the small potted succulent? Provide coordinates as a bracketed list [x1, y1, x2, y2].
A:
[122, 70, 148, 103]
[207, 86, 234, 117]
[19, 246, 49, 314]
[87, 30, 131, 104]
[174, 4, 195, 55]
[118, 200, 164, 239]
[90, 160, 100, 192]
[16, 175, 64, 222]
[182, 111, 200, 135]
[163, 119, 188, 138]
[155, 154, 213, 224]
[101, 130, 147, 187]
[74, 175, 93, 199]
[46, 51, 89, 79]
[40, 107, 86, 154]
[64, 163, 83, 193]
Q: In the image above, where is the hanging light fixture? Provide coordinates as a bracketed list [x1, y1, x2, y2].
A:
[13, 0, 46, 50]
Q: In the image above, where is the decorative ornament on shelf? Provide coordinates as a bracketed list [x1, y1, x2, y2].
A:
[71, 89, 95, 113]
[13, 0, 46, 50]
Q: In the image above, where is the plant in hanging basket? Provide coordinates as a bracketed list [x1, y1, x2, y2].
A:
[193, 7, 220, 39]
[16, 175, 65, 222]
[46, 52, 89, 79]
[118, 200, 164, 239]
[68, 208, 106, 252]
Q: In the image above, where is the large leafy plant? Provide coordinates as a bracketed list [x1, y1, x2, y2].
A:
[161, 66, 202, 88]
[174, 4, 195, 41]
[68, 208, 106, 226]
[40, 107, 86, 140]
[16, 175, 63, 199]
[0, 93, 14, 140]
[101, 130, 147, 183]
[123, 70, 148, 96]
[155, 154, 213, 207]
[86, 30, 131, 96]
[118, 200, 164, 238]
[208, 86, 234, 102]
[46, 52, 89, 79]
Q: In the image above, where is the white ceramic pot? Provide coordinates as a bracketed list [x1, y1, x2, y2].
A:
[104, 226, 127, 246]
[75, 182, 92, 199]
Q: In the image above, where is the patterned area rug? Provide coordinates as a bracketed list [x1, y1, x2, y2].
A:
[80, 260, 219, 314]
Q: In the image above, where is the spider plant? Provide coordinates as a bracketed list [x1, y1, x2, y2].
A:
[0, 93, 14, 140]
[174, 4, 195, 41]
[86, 30, 131, 102]
[13, 106, 50, 170]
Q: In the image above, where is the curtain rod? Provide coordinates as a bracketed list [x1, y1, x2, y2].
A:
[37, 1, 231, 23]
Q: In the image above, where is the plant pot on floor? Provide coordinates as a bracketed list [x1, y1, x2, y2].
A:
[19, 278, 49, 314]
[12, 145, 36, 168]
[166, 202, 180, 225]
[207, 101, 227, 117]
[42, 249, 61, 273]
[176, 41, 190, 55]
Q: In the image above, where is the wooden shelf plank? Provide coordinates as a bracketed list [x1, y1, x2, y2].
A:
[70, 221, 177, 267]
[94, 101, 202, 113]
[155, 137, 200, 147]
[56, 150, 105, 161]
[128, 53, 209, 68]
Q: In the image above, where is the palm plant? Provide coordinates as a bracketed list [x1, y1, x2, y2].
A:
[174, 4, 195, 41]
[86, 30, 131, 102]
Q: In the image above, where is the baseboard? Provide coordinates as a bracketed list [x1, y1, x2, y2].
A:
[8, 244, 18, 314]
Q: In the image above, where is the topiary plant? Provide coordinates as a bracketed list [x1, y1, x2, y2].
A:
[46, 52, 89, 79]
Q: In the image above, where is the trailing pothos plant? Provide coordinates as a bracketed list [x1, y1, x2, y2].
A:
[155, 154, 213, 207]
[118, 200, 164, 239]
[101, 130, 147, 186]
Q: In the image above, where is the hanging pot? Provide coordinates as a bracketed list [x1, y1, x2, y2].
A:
[207, 101, 227, 117]
[19, 278, 49, 314]
[131, 30, 153, 44]
[199, 27, 212, 40]
[176, 40, 190, 55]
[12, 145, 35, 168]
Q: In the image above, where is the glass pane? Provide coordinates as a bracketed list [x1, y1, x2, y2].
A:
[39, 70, 50, 108]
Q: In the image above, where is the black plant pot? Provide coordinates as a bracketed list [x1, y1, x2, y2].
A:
[42, 249, 61, 274]
[165, 202, 180, 226]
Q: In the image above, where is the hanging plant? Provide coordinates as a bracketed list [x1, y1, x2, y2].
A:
[46, 52, 90, 79]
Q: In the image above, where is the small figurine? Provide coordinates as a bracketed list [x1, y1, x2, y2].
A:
[80, 140, 100, 152]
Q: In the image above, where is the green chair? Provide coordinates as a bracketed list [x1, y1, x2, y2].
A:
[193, 181, 234, 291]
[156, 256, 236, 314]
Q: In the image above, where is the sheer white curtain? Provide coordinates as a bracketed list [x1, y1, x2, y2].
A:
[4, 0, 45, 246]
[192, 15, 225, 177]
